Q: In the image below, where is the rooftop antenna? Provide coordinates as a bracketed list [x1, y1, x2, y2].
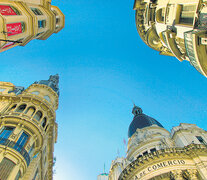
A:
[104, 163, 106, 173]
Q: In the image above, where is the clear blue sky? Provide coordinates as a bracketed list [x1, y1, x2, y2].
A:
[1, 0, 207, 179]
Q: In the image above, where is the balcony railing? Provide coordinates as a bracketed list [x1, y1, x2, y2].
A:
[0, 138, 30, 166]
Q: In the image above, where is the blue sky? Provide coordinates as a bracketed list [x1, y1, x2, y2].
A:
[1, 0, 207, 179]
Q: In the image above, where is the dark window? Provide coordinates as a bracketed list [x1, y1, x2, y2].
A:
[150, 148, 156, 153]
[42, 117, 47, 128]
[196, 136, 206, 145]
[8, 104, 17, 112]
[45, 124, 49, 132]
[31, 8, 43, 15]
[15, 104, 26, 113]
[137, 155, 142, 159]
[38, 20, 46, 28]
[143, 151, 148, 156]
[0, 158, 16, 179]
[0, 127, 14, 139]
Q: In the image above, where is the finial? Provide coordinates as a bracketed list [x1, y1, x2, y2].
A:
[132, 104, 143, 116]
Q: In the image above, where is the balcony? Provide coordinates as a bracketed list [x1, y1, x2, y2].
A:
[0, 138, 30, 166]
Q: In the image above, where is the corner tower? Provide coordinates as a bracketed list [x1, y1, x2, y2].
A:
[0, 75, 59, 180]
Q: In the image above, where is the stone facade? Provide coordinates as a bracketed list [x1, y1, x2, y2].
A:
[0, 0, 65, 52]
[0, 75, 59, 179]
[109, 106, 207, 180]
[134, 0, 207, 77]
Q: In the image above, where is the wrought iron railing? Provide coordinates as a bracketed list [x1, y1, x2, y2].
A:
[0, 137, 30, 166]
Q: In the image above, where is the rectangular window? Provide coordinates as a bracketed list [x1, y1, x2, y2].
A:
[38, 20, 46, 28]
[179, 5, 196, 25]
[196, 136, 207, 145]
[0, 158, 16, 180]
[15, 131, 29, 151]
[30, 8, 43, 15]
[0, 127, 14, 139]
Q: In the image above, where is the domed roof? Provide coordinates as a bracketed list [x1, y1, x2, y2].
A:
[128, 106, 164, 138]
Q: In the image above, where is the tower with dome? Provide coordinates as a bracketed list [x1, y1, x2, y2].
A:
[109, 105, 207, 180]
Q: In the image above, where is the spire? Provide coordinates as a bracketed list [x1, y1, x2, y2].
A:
[33, 74, 60, 96]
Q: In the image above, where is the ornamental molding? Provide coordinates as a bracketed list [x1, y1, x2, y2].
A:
[0, 94, 56, 118]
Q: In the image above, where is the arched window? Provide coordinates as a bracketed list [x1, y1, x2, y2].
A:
[44, 95, 50, 102]
[8, 104, 17, 112]
[15, 104, 26, 113]
[25, 107, 36, 116]
[42, 117, 47, 128]
[34, 111, 42, 121]
[45, 124, 49, 132]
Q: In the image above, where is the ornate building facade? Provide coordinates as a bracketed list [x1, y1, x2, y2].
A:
[0, 0, 65, 52]
[109, 106, 207, 180]
[133, 0, 207, 77]
[0, 75, 59, 180]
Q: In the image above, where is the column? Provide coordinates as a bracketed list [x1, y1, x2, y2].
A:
[171, 170, 184, 180]
[186, 169, 198, 180]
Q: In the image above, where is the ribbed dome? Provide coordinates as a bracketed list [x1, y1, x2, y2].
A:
[128, 106, 164, 138]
